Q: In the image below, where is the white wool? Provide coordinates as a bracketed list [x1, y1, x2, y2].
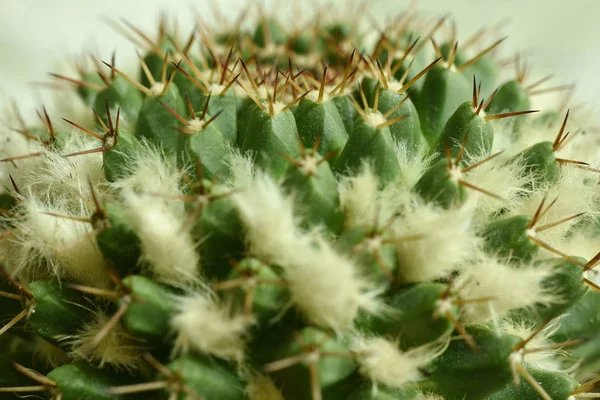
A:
[171, 293, 249, 362]
[509, 166, 600, 249]
[233, 172, 302, 266]
[394, 200, 480, 283]
[122, 190, 199, 284]
[393, 143, 435, 190]
[339, 165, 379, 230]
[415, 394, 445, 400]
[68, 311, 142, 371]
[245, 375, 285, 400]
[227, 147, 255, 189]
[353, 337, 443, 388]
[464, 153, 532, 222]
[457, 256, 558, 324]
[112, 140, 184, 214]
[7, 195, 109, 287]
[283, 236, 381, 331]
[500, 319, 562, 371]
[562, 227, 600, 263]
[20, 135, 105, 208]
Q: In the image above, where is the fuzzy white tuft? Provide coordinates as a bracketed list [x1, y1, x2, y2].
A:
[500, 319, 563, 371]
[7, 194, 109, 287]
[233, 172, 301, 266]
[339, 165, 379, 230]
[245, 375, 285, 400]
[112, 140, 184, 213]
[171, 293, 250, 362]
[228, 147, 255, 189]
[509, 165, 600, 249]
[415, 394, 446, 400]
[283, 235, 381, 331]
[457, 256, 558, 324]
[20, 135, 105, 207]
[122, 190, 199, 284]
[394, 143, 435, 190]
[393, 199, 480, 283]
[464, 153, 532, 222]
[67, 311, 143, 371]
[352, 337, 445, 388]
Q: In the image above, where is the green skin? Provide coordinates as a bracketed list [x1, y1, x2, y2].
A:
[77, 72, 105, 106]
[166, 355, 246, 400]
[281, 154, 345, 234]
[191, 90, 238, 145]
[423, 326, 521, 400]
[293, 98, 349, 164]
[552, 290, 600, 376]
[331, 95, 357, 135]
[241, 106, 301, 179]
[324, 372, 422, 400]
[481, 215, 538, 263]
[435, 101, 494, 164]
[103, 128, 141, 183]
[488, 367, 578, 400]
[193, 194, 245, 279]
[26, 281, 92, 348]
[439, 42, 500, 97]
[266, 327, 357, 400]
[120, 275, 176, 343]
[94, 76, 143, 126]
[135, 83, 187, 157]
[360, 77, 426, 152]
[357, 283, 453, 350]
[183, 116, 231, 181]
[335, 118, 400, 185]
[48, 361, 139, 400]
[515, 141, 561, 188]
[486, 79, 531, 134]
[94, 202, 142, 277]
[416, 64, 472, 146]
[487, 79, 530, 115]
[414, 158, 466, 208]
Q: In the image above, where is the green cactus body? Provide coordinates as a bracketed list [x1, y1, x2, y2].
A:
[0, 7, 599, 400]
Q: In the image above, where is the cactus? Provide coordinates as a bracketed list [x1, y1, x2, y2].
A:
[0, 4, 599, 400]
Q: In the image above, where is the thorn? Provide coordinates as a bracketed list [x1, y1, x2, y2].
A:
[102, 61, 152, 96]
[62, 118, 104, 141]
[458, 180, 506, 201]
[376, 115, 407, 130]
[158, 101, 190, 126]
[397, 56, 442, 94]
[481, 88, 499, 112]
[48, 73, 104, 90]
[457, 37, 506, 72]
[461, 151, 504, 172]
[552, 110, 570, 151]
[0, 309, 28, 336]
[534, 212, 584, 232]
[484, 109, 539, 121]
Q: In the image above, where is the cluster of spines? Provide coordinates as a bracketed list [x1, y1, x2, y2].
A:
[0, 4, 599, 400]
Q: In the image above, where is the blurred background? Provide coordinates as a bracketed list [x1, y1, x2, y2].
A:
[0, 0, 598, 114]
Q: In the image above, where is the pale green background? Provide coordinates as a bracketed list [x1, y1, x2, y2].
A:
[0, 0, 598, 112]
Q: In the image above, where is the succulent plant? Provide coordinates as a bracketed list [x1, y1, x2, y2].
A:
[1, 3, 600, 400]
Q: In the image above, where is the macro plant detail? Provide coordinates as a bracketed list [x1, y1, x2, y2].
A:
[0, 3, 600, 400]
